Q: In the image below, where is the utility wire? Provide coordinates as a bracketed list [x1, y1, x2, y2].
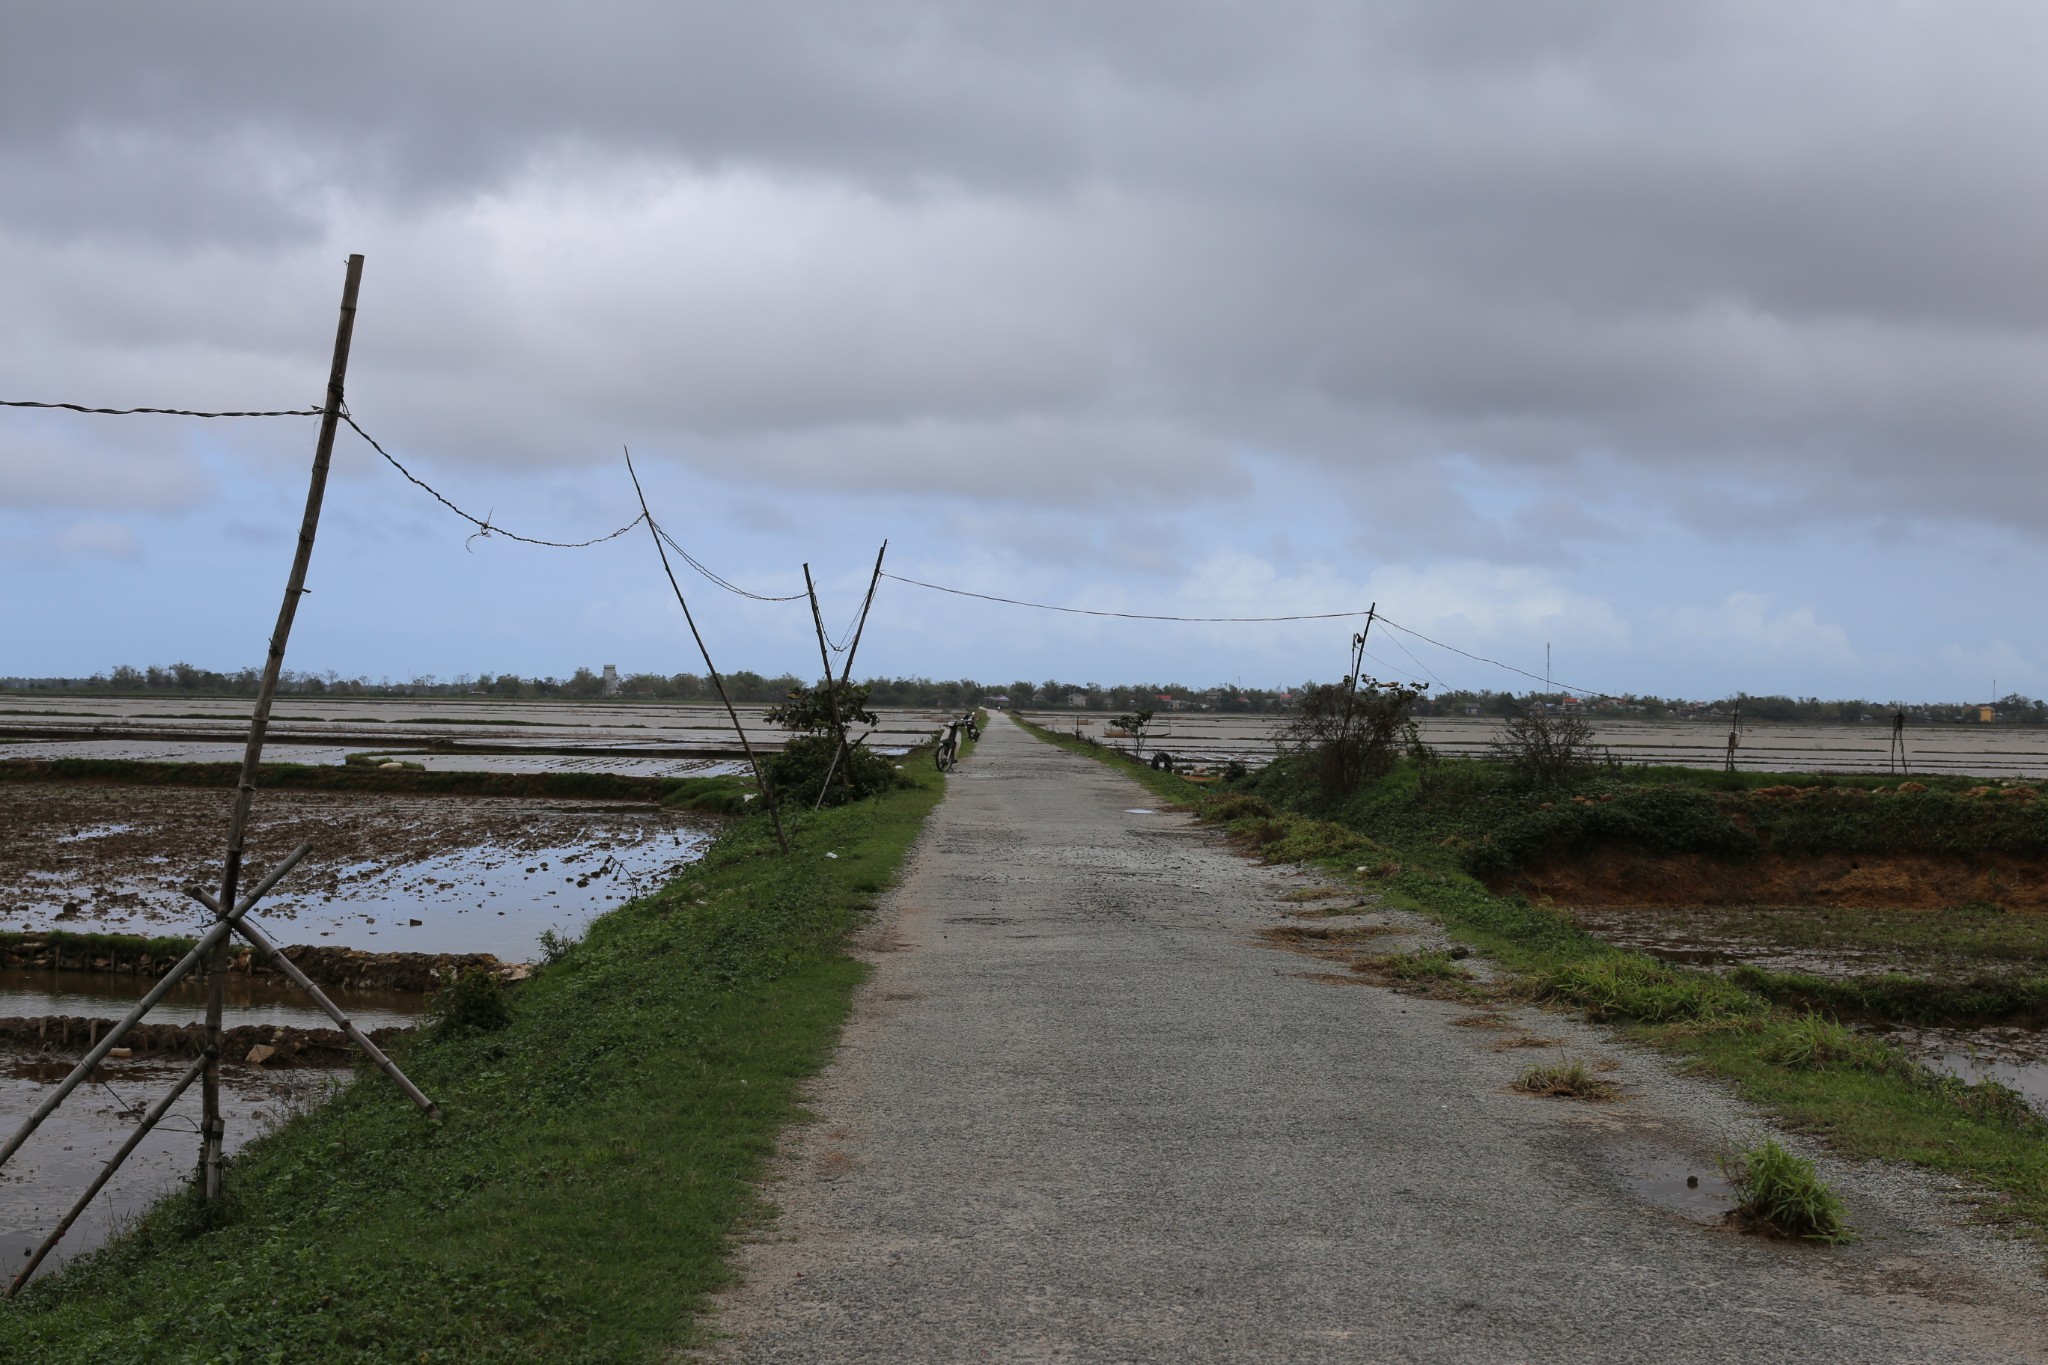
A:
[1373, 615, 1624, 702]
[1380, 627, 1450, 691]
[652, 524, 807, 602]
[881, 572, 1382, 623]
[339, 413, 646, 550]
[1, 399, 323, 418]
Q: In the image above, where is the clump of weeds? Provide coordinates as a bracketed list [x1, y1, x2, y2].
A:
[1537, 953, 1761, 1025]
[1723, 1139, 1853, 1243]
[1757, 1013, 1902, 1074]
[1373, 948, 1471, 983]
[1514, 1056, 1619, 1100]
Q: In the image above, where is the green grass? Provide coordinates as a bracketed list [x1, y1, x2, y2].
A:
[1020, 725, 2048, 1252]
[0, 744, 959, 1361]
[1514, 1057, 1618, 1101]
[1724, 1139, 1853, 1242]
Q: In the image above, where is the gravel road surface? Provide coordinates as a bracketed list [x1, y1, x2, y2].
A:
[696, 714, 2048, 1363]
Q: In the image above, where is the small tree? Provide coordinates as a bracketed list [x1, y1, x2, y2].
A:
[764, 679, 899, 806]
[1284, 676, 1426, 800]
[1489, 700, 1599, 788]
[1112, 707, 1156, 759]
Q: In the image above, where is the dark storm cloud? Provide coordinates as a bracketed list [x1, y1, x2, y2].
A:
[6, 0, 2048, 552]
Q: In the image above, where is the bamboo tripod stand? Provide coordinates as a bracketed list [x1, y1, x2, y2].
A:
[0, 255, 440, 1296]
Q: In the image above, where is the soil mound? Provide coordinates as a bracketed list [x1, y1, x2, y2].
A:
[1502, 848, 2048, 913]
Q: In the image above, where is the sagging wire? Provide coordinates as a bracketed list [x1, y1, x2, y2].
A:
[1373, 614, 1625, 702]
[880, 572, 1382, 623]
[652, 524, 807, 603]
[0, 399, 324, 418]
[340, 413, 647, 550]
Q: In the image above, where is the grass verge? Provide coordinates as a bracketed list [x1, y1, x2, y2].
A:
[1014, 718, 2048, 1252]
[0, 746, 957, 1361]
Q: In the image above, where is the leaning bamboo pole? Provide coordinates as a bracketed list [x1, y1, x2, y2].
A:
[200, 253, 364, 1201]
[622, 448, 790, 853]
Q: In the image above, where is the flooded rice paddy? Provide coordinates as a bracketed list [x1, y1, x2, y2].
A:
[0, 784, 711, 959]
[1017, 711, 2048, 779]
[3, 1056, 337, 1277]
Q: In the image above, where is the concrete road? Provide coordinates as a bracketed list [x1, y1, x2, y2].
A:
[698, 714, 2047, 1363]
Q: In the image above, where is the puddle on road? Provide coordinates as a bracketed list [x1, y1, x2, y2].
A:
[1, 1058, 338, 1281]
[1621, 1152, 1736, 1223]
[0, 968, 421, 1032]
[1124, 808, 1157, 815]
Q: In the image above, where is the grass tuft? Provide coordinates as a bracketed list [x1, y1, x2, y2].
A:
[1514, 1056, 1619, 1100]
[1724, 1139, 1853, 1242]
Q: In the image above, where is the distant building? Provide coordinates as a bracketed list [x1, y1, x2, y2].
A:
[1977, 704, 1998, 723]
[602, 664, 620, 697]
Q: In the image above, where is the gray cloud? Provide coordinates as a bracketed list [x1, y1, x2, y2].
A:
[6, 0, 2048, 564]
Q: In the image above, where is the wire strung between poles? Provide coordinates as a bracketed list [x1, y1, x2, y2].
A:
[338, 412, 647, 549]
[1370, 615, 1627, 702]
[653, 524, 808, 602]
[0, 399, 324, 418]
[880, 572, 1383, 623]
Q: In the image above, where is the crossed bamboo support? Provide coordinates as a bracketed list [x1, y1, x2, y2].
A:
[1, 253, 439, 1296]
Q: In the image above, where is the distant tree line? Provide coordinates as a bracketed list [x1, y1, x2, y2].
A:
[2, 665, 2041, 724]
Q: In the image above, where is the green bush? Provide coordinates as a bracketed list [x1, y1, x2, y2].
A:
[763, 734, 909, 808]
[425, 968, 512, 1036]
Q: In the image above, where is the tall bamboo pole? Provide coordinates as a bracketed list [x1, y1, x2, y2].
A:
[622, 449, 789, 853]
[201, 253, 363, 1201]
[812, 542, 888, 808]
[802, 563, 849, 803]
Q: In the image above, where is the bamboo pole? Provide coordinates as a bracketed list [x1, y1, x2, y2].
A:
[201, 253, 364, 1201]
[0, 842, 310, 1175]
[7, 1049, 214, 1298]
[813, 542, 888, 808]
[803, 563, 849, 804]
[184, 891, 440, 1119]
[621, 449, 789, 853]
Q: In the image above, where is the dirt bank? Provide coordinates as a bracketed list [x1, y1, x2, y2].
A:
[0, 1016, 413, 1067]
[1, 937, 522, 990]
[1502, 847, 2048, 912]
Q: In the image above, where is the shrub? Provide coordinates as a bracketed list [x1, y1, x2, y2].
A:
[1488, 703, 1601, 789]
[426, 967, 512, 1036]
[1283, 676, 1426, 800]
[762, 734, 907, 808]
[1724, 1139, 1852, 1242]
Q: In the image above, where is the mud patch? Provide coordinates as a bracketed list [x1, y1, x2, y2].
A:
[1507, 848, 2048, 914]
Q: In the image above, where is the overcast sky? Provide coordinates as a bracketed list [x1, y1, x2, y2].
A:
[4, 2, 2046, 700]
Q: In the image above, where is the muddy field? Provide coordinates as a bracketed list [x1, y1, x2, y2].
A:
[0, 695, 955, 774]
[1016, 710, 2048, 778]
[0, 783, 710, 959]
